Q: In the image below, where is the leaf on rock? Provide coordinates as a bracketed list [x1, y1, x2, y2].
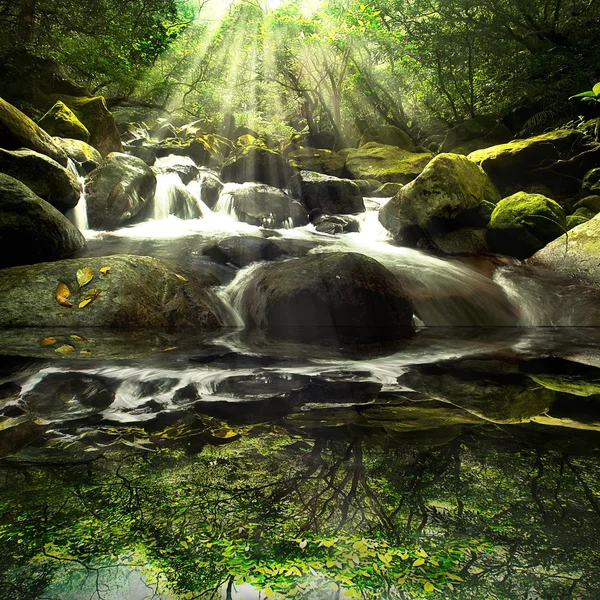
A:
[100, 267, 111, 276]
[79, 290, 101, 309]
[76, 266, 94, 288]
[55, 344, 75, 355]
[80, 349, 92, 355]
[70, 334, 87, 344]
[211, 428, 238, 439]
[175, 273, 188, 281]
[40, 336, 57, 347]
[56, 283, 73, 308]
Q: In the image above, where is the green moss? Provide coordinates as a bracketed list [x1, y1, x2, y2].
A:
[573, 195, 600, 214]
[530, 374, 600, 397]
[287, 148, 345, 176]
[359, 125, 415, 151]
[567, 208, 593, 230]
[38, 101, 89, 142]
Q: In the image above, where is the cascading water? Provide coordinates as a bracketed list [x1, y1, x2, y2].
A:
[65, 158, 89, 231]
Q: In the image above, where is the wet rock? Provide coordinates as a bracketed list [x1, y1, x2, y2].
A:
[360, 125, 415, 151]
[38, 100, 90, 142]
[344, 142, 433, 184]
[290, 170, 364, 215]
[582, 167, 600, 197]
[215, 373, 314, 399]
[154, 156, 199, 185]
[85, 152, 157, 229]
[222, 183, 308, 228]
[488, 192, 567, 259]
[0, 148, 81, 212]
[0, 96, 68, 166]
[221, 146, 296, 188]
[566, 208, 593, 230]
[199, 171, 223, 208]
[371, 182, 403, 198]
[379, 153, 500, 252]
[287, 380, 382, 406]
[0, 255, 231, 328]
[286, 147, 346, 177]
[150, 122, 177, 142]
[203, 236, 283, 267]
[0, 174, 85, 267]
[240, 252, 415, 340]
[440, 116, 512, 154]
[124, 144, 157, 166]
[53, 137, 102, 173]
[312, 213, 360, 234]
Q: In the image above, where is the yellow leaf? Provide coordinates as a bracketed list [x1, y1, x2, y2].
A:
[100, 266, 111, 275]
[447, 573, 464, 582]
[322, 539, 335, 547]
[264, 587, 274, 598]
[412, 558, 425, 567]
[79, 290, 101, 309]
[76, 266, 94, 288]
[400, 553, 409, 560]
[211, 428, 237, 439]
[40, 336, 57, 347]
[175, 273, 188, 281]
[79, 298, 93, 309]
[70, 334, 87, 344]
[55, 344, 74, 355]
[424, 582, 435, 593]
[56, 283, 73, 308]
[80, 350, 92, 355]
[416, 548, 428, 558]
[180, 541, 188, 549]
[326, 560, 336, 568]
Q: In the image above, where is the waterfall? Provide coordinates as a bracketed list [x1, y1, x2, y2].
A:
[66, 158, 89, 232]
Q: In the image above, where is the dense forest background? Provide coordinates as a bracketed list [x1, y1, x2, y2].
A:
[1, 0, 599, 146]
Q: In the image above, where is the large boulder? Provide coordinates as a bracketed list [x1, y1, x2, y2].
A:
[289, 170, 365, 215]
[220, 183, 308, 228]
[238, 252, 414, 340]
[38, 101, 90, 142]
[52, 137, 102, 173]
[0, 255, 230, 328]
[440, 116, 512, 154]
[582, 168, 600, 197]
[56, 96, 122, 156]
[487, 192, 567, 259]
[0, 174, 85, 268]
[221, 146, 296, 188]
[468, 129, 587, 196]
[0, 97, 68, 166]
[344, 142, 433, 184]
[379, 153, 500, 252]
[286, 147, 346, 177]
[359, 125, 415, 151]
[0, 148, 81, 212]
[85, 153, 157, 230]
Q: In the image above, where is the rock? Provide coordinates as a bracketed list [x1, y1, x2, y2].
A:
[468, 129, 587, 196]
[85, 152, 157, 230]
[0, 174, 85, 268]
[0, 148, 81, 212]
[203, 236, 283, 267]
[286, 147, 346, 177]
[353, 179, 379, 195]
[124, 144, 157, 166]
[221, 146, 296, 188]
[57, 95, 122, 156]
[239, 252, 414, 340]
[220, 183, 308, 228]
[567, 208, 593, 230]
[371, 182, 403, 198]
[379, 153, 500, 252]
[294, 132, 335, 150]
[582, 168, 600, 197]
[188, 135, 232, 167]
[52, 137, 102, 173]
[0, 255, 231, 328]
[289, 170, 364, 215]
[150, 122, 177, 142]
[359, 125, 415, 151]
[199, 171, 223, 209]
[440, 116, 512, 153]
[312, 214, 361, 234]
[344, 142, 433, 184]
[487, 192, 567, 259]
[573, 195, 600, 214]
[38, 101, 90, 142]
[0, 96, 68, 166]
[528, 214, 600, 285]
[153, 155, 199, 185]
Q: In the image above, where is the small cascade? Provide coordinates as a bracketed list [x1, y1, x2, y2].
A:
[66, 158, 89, 231]
[215, 182, 246, 218]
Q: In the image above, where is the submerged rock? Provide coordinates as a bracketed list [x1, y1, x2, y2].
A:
[286, 147, 346, 177]
[440, 116, 512, 154]
[38, 100, 90, 142]
[487, 192, 566, 259]
[221, 146, 296, 188]
[0, 96, 68, 166]
[0, 148, 81, 212]
[85, 152, 157, 230]
[239, 252, 414, 340]
[203, 236, 283, 268]
[0, 255, 231, 328]
[290, 170, 364, 215]
[0, 174, 85, 268]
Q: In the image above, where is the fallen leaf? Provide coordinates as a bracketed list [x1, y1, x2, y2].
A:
[80, 350, 92, 355]
[55, 344, 75, 355]
[79, 290, 101, 309]
[76, 266, 94, 288]
[100, 266, 111, 275]
[40, 336, 57, 347]
[175, 273, 188, 281]
[70, 334, 87, 344]
[56, 283, 73, 308]
[211, 428, 238, 439]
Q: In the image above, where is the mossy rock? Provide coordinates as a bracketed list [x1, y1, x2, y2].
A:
[52, 137, 102, 171]
[488, 192, 567, 259]
[221, 146, 296, 189]
[345, 142, 433, 184]
[0, 255, 230, 328]
[529, 374, 600, 397]
[371, 182, 404, 198]
[38, 101, 89, 142]
[0, 174, 85, 268]
[55, 95, 122, 157]
[286, 147, 346, 177]
[582, 168, 600, 197]
[359, 125, 415, 151]
[567, 208, 593, 230]
[440, 116, 512, 153]
[0, 96, 68, 166]
[573, 195, 600, 214]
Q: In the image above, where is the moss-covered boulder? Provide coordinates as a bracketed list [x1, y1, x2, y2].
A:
[238, 253, 414, 340]
[468, 129, 586, 196]
[573, 195, 600, 214]
[85, 153, 157, 230]
[359, 125, 415, 151]
[440, 116, 512, 154]
[289, 170, 364, 215]
[221, 183, 308, 228]
[0, 174, 85, 268]
[344, 142, 433, 184]
[188, 134, 232, 167]
[56, 96, 122, 157]
[487, 192, 567, 259]
[379, 153, 500, 252]
[582, 168, 600, 197]
[0, 97, 68, 166]
[286, 147, 346, 177]
[52, 137, 102, 173]
[371, 182, 404, 198]
[0, 148, 81, 212]
[567, 207, 593, 230]
[221, 146, 296, 189]
[38, 101, 90, 142]
[0, 255, 230, 328]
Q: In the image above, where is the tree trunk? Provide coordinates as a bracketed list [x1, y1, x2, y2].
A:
[17, 0, 36, 46]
